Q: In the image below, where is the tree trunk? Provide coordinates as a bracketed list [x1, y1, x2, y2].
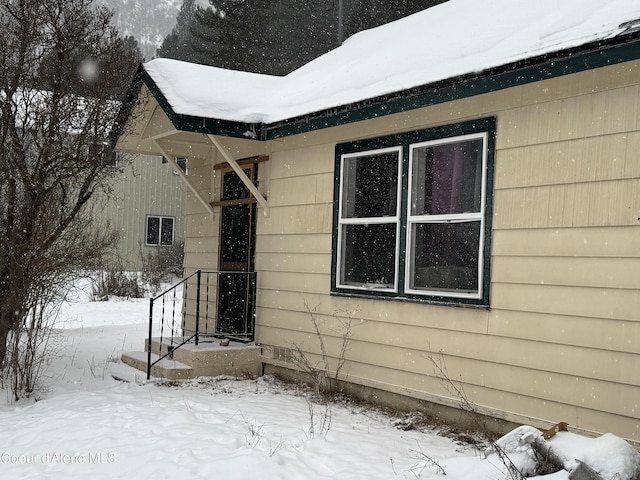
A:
[0, 314, 10, 369]
[0, 275, 26, 368]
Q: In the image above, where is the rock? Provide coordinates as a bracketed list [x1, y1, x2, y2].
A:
[569, 460, 603, 480]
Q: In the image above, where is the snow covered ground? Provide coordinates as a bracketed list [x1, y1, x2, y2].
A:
[0, 281, 638, 480]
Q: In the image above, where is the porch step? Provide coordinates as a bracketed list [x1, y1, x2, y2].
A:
[121, 351, 195, 380]
[121, 338, 263, 380]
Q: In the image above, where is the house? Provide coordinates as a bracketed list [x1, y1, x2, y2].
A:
[99, 153, 187, 272]
[116, 0, 640, 444]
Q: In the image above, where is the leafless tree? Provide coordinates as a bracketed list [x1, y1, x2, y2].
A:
[0, 0, 141, 393]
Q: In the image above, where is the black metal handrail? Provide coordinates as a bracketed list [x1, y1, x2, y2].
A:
[146, 270, 256, 379]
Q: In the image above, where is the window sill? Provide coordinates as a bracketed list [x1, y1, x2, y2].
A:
[330, 289, 490, 310]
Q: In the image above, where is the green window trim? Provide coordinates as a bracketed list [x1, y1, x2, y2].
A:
[331, 117, 496, 308]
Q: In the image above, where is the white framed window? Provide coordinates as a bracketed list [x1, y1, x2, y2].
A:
[336, 147, 402, 292]
[405, 133, 488, 299]
[332, 118, 495, 307]
[146, 215, 175, 246]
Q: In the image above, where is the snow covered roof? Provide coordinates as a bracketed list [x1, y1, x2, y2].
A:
[142, 0, 640, 139]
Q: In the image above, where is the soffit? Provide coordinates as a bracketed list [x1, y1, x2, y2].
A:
[116, 85, 216, 158]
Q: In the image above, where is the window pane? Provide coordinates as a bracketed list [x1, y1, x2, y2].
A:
[342, 151, 399, 218]
[222, 169, 252, 200]
[176, 157, 187, 173]
[146, 217, 159, 245]
[411, 138, 483, 216]
[220, 205, 250, 264]
[409, 221, 480, 293]
[340, 223, 396, 288]
[160, 218, 174, 246]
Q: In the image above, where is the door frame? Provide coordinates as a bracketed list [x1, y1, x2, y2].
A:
[215, 163, 258, 338]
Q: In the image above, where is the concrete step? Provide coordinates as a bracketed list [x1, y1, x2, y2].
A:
[121, 351, 195, 380]
[122, 338, 263, 380]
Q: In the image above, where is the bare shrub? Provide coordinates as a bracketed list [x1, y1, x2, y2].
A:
[305, 394, 333, 439]
[141, 240, 185, 291]
[425, 348, 525, 480]
[410, 440, 447, 476]
[90, 270, 144, 300]
[289, 298, 362, 437]
[1, 275, 69, 401]
[290, 299, 360, 399]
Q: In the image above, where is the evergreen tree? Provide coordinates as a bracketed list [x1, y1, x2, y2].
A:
[158, 0, 337, 75]
[157, 0, 199, 63]
[281, 0, 336, 72]
[344, 0, 446, 40]
[157, 0, 448, 75]
[191, 0, 283, 74]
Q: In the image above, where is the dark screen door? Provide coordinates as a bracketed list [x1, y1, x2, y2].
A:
[217, 168, 256, 337]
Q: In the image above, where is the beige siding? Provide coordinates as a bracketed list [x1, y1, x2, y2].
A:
[478, 66, 639, 443]
[496, 85, 639, 148]
[493, 226, 640, 257]
[99, 154, 186, 271]
[493, 256, 640, 289]
[488, 310, 639, 354]
[178, 59, 640, 443]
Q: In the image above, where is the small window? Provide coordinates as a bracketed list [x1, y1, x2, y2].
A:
[162, 156, 188, 175]
[89, 141, 118, 167]
[332, 118, 495, 307]
[175, 157, 187, 173]
[106, 151, 120, 168]
[146, 215, 175, 246]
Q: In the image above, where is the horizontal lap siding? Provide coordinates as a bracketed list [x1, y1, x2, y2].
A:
[493, 256, 640, 289]
[487, 69, 640, 440]
[254, 140, 335, 319]
[183, 156, 219, 273]
[255, 140, 341, 372]
[259, 308, 638, 387]
[492, 283, 640, 321]
[250, 61, 640, 442]
[494, 179, 640, 228]
[493, 226, 640, 257]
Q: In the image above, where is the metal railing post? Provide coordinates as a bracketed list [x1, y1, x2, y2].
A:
[251, 272, 257, 337]
[147, 297, 153, 380]
[195, 270, 201, 346]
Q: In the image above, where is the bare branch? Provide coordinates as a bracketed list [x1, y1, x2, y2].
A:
[0, 0, 141, 393]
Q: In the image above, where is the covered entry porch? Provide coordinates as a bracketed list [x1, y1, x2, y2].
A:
[116, 84, 271, 379]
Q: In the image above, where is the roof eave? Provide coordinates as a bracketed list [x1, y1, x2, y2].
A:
[141, 69, 263, 140]
[139, 32, 640, 142]
[264, 32, 640, 140]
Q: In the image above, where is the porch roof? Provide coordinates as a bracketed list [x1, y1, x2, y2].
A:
[123, 0, 640, 143]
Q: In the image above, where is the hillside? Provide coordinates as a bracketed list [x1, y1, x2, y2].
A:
[100, 0, 183, 60]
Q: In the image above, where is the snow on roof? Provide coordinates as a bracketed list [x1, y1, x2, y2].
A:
[144, 0, 640, 125]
